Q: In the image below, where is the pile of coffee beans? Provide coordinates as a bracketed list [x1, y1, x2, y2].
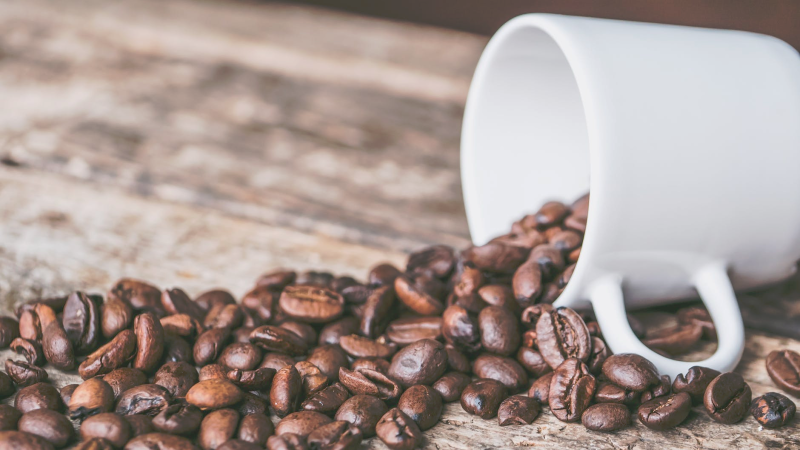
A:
[0, 193, 796, 450]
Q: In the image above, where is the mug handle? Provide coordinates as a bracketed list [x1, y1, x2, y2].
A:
[589, 262, 744, 377]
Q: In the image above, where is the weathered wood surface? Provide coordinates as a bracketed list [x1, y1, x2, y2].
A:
[0, 0, 798, 448]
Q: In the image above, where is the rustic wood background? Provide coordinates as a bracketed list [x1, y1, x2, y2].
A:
[0, 0, 798, 448]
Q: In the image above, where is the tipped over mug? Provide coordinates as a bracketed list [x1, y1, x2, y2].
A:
[461, 13, 800, 376]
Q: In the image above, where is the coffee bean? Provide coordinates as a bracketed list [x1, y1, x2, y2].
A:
[460, 379, 507, 419]
[217, 440, 261, 450]
[548, 358, 596, 422]
[15, 383, 63, 414]
[534, 201, 569, 228]
[388, 339, 447, 387]
[750, 392, 796, 428]
[62, 291, 101, 355]
[306, 420, 362, 450]
[453, 262, 484, 298]
[397, 385, 442, 430]
[271, 366, 303, 418]
[103, 368, 148, 400]
[237, 413, 274, 446]
[241, 286, 278, 324]
[528, 372, 553, 405]
[116, 384, 171, 416]
[18, 309, 43, 342]
[151, 402, 202, 436]
[75, 438, 115, 450]
[124, 415, 154, 437]
[640, 375, 672, 403]
[478, 305, 520, 356]
[350, 358, 390, 374]
[108, 279, 162, 315]
[704, 372, 752, 424]
[394, 274, 445, 316]
[6, 359, 48, 387]
[194, 328, 232, 366]
[292, 361, 327, 396]
[199, 408, 239, 450]
[334, 395, 388, 438]
[58, 385, 77, 408]
[407, 245, 455, 279]
[587, 337, 610, 375]
[81, 413, 132, 448]
[153, 362, 198, 398]
[443, 344, 470, 373]
[338, 335, 396, 360]
[593, 382, 638, 406]
[0, 430, 56, 450]
[472, 354, 528, 392]
[260, 353, 297, 372]
[341, 285, 373, 306]
[368, 263, 402, 287]
[338, 367, 401, 401]
[185, 379, 242, 411]
[638, 392, 692, 430]
[581, 403, 630, 432]
[477, 285, 520, 314]
[0, 404, 22, 431]
[42, 321, 75, 371]
[233, 327, 255, 344]
[677, 306, 716, 340]
[161, 288, 205, 322]
[278, 286, 344, 324]
[133, 313, 165, 373]
[301, 382, 350, 415]
[497, 395, 540, 426]
[237, 393, 268, 416]
[538, 283, 563, 304]
[277, 321, 317, 349]
[359, 286, 395, 339]
[18, 409, 73, 448]
[0, 370, 15, 399]
[163, 334, 195, 365]
[79, 329, 137, 380]
[521, 304, 553, 330]
[275, 411, 332, 439]
[375, 408, 422, 450]
[296, 271, 335, 288]
[250, 326, 308, 356]
[516, 347, 551, 378]
[462, 243, 528, 273]
[194, 289, 236, 311]
[305, 345, 348, 382]
[217, 343, 262, 371]
[432, 372, 471, 403]
[318, 318, 360, 346]
[536, 307, 591, 368]
[125, 433, 197, 450]
[68, 378, 115, 420]
[256, 270, 297, 290]
[160, 314, 204, 340]
[385, 317, 441, 346]
[11, 338, 45, 366]
[441, 305, 480, 353]
[765, 349, 800, 396]
[642, 324, 702, 355]
[266, 433, 307, 450]
[601, 353, 660, 392]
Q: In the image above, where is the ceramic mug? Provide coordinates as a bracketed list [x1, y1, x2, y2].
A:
[460, 14, 800, 376]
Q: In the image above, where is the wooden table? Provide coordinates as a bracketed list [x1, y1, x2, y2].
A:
[0, 0, 798, 448]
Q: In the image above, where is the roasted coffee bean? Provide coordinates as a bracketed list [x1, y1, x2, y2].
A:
[0, 369, 15, 399]
[375, 408, 422, 450]
[236, 413, 274, 446]
[275, 411, 332, 438]
[150, 402, 203, 436]
[185, 379, 243, 411]
[103, 368, 148, 399]
[528, 372, 554, 405]
[0, 430, 56, 450]
[163, 334, 195, 364]
[218, 343, 262, 371]
[462, 243, 528, 273]
[534, 201, 569, 228]
[538, 283, 563, 304]
[677, 306, 716, 340]
[276, 322, 315, 349]
[368, 263, 401, 287]
[62, 292, 101, 355]
[306, 420, 362, 450]
[124, 415, 154, 438]
[306, 345, 348, 382]
[448, 292, 488, 314]
[278, 286, 344, 324]
[472, 354, 528, 392]
[478, 305, 520, 356]
[153, 362, 198, 398]
[453, 262, 484, 298]
[338, 335, 396, 359]
[133, 313, 165, 373]
[640, 375, 671, 403]
[197, 364, 227, 381]
[108, 279, 162, 314]
[289, 361, 324, 396]
[301, 382, 350, 415]
[195, 289, 236, 311]
[0, 316, 20, 348]
[765, 349, 800, 396]
[241, 286, 278, 324]
[550, 230, 582, 253]
[125, 433, 198, 450]
[42, 322, 75, 371]
[260, 352, 297, 371]
[266, 433, 307, 450]
[593, 382, 638, 406]
[233, 327, 255, 344]
[18, 409, 73, 448]
[441, 305, 480, 352]
[704, 372, 752, 424]
[397, 385, 442, 430]
[536, 307, 591, 368]
[237, 393, 268, 415]
[497, 395, 540, 426]
[18, 309, 43, 342]
[444, 344, 470, 373]
[341, 285, 373, 306]
[6, 359, 48, 387]
[350, 358, 390, 374]
[460, 379, 507, 419]
[250, 326, 308, 356]
[334, 395, 388, 438]
[75, 438, 115, 450]
[271, 365, 303, 418]
[388, 339, 447, 387]
[333, 276, 359, 292]
[587, 337, 609, 375]
[512, 260, 542, 305]
[406, 245, 455, 278]
[516, 347, 551, 378]
[432, 372, 471, 403]
[15, 383, 62, 413]
[217, 440, 261, 450]
[602, 353, 660, 392]
[116, 384, 171, 416]
[642, 324, 702, 355]
[201, 303, 243, 330]
[81, 413, 132, 448]
[581, 403, 630, 432]
[477, 285, 519, 313]
[520, 304, 553, 330]
[296, 271, 335, 288]
[194, 328, 232, 366]
[394, 274, 445, 316]
[199, 408, 239, 450]
[79, 329, 137, 379]
[227, 367, 276, 391]
[318, 318, 360, 346]
[58, 384, 77, 407]
[0, 404, 22, 430]
[750, 392, 796, 428]
[549, 358, 596, 423]
[257, 270, 297, 290]
[68, 377, 115, 420]
[161, 288, 205, 322]
[11, 338, 45, 366]
[160, 314, 203, 339]
[358, 286, 395, 339]
[338, 368, 401, 401]
[638, 392, 692, 430]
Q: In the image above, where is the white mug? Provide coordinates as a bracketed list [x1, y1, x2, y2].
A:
[460, 13, 800, 376]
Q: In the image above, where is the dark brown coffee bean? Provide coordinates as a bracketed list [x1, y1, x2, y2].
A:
[260, 352, 297, 371]
[160, 314, 204, 339]
[0, 404, 22, 430]
[266, 434, 307, 450]
[0, 315, 19, 344]
[250, 326, 308, 356]
[15, 383, 62, 413]
[204, 304, 243, 330]
[279, 321, 317, 348]
[318, 318, 359, 346]
[704, 372, 752, 424]
[375, 408, 421, 450]
[275, 411, 332, 438]
[538, 283, 563, 304]
[62, 292, 101, 355]
[338, 368, 401, 401]
[640, 375, 671, 403]
[448, 292, 488, 314]
[301, 382, 350, 415]
[225, 366, 273, 391]
[441, 305, 480, 352]
[125, 433, 198, 450]
[549, 358, 596, 422]
[341, 285, 373, 306]
[338, 335, 396, 359]
[462, 243, 528, 274]
[296, 271, 335, 288]
[534, 201, 569, 228]
[677, 306, 716, 340]
[0, 430, 56, 450]
[17, 409, 73, 448]
[161, 288, 205, 322]
[241, 286, 278, 324]
[218, 343, 262, 371]
[587, 337, 609, 375]
[194, 289, 235, 311]
[581, 403, 630, 432]
[185, 379, 243, 411]
[520, 304, 553, 330]
[18, 309, 43, 342]
[593, 382, 638, 406]
[237, 393, 268, 416]
[642, 324, 702, 355]
[536, 307, 591, 369]
[477, 285, 520, 313]
[271, 365, 302, 418]
[528, 372, 554, 405]
[236, 413, 274, 446]
[103, 368, 147, 400]
[132, 313, 165, 373]
[42, 321, 75, 371]
[151, 402, 202, 436]
[460, 379, 507, 419]
[162, 335, 195, 366]
[306, 420, 362, 450]
[601, 353, 660, 392]
[368, 263, 402, 287]
[199, 408, 239, 450]
[11, 338, 45, 366]
[405, 245, 453, 277]
[472, 354, 528, 392]
[0, 370, 15, 399]
[295, 361, 329, 396]
[750, 392, 796, 428]
[6, 359, 48, 387]
[333, 277, 359, 292]
[154, 362, 199, 398]
[586, 321, 602, 338]
[388, 339, 447, 387]
[549, 230, 582, 253]
[453, 262, 484, 298]
[233, 327, 255, 344]
[116, 384, 171, 416]
[358, 286, 395, 339]
[397, 385, 442, 430]
[278, 286, 344, 324]
[194, 328, 232, 366]
[79, 329, 137, 380]
[765, 349, 800, 396]
[478, 305, 520, 356]
[516, 347, 551, 378]
[394, 274, 445, 316]
[124, 415, 154, 438]
[638, 392, 692, 430]
[497, 395, 540, 426]
[306, 345, 348, 382]
[257, 270, 297, 290]
[443, 344, 470, 373]
[81, 412, 133, 448]
[217, 440, 261, 450]
[68, 377, 114, 420]
[349, 358, 388, 374]
[432, 372, 471, 403]
[76, 438, 115, 450]
[108, 279, 162, 315]
[385, 317, 442, 345]
[512, 260, 542, 306]
[334, 395, 388, 438]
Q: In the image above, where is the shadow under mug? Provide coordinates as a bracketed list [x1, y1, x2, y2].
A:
[461, 14, 800, 376]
